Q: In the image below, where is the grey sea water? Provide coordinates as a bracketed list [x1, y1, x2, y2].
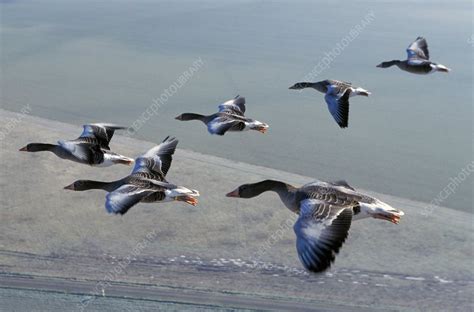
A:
[1, 0, 472, 212]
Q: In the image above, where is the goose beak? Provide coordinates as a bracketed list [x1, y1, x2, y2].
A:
[175, 115, 183, 120]
[376, 63, 383, 68]
[289, 85, 296, 89]
[19, 146, 28, 151]
[226, 189, 240, 198]
[63, 184, 74, 190]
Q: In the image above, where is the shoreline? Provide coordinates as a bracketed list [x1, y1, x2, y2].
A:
[0, 108, 468, 216]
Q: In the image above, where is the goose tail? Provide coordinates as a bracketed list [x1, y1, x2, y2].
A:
[115, 156, 135, 166]
[102, 153, 135, 166]
[166, 186, 200, 206]
[357, 201, 404, 224]
[434, 64, 451, 73]
[372, 201, 404, 224]
[353, 87, 371, 97]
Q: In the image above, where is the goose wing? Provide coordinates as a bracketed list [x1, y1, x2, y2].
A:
[326, 80, 352, 89]
[105, 179, 175, 215]
[132, 136, 178, 177]
[218, 95, 246, 116]
[324, 88, 351, 128]
[58, 141, 104, 165]
[301, 181, 363, 205]
[407, 37, 430, 64]
[105, 185, 156, 215]
[207, 115, 245, 135]
[79, 123, 127, 150]
[294, 199, 354, 273]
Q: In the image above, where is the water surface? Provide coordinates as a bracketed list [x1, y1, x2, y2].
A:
[1, 0, 472, 211]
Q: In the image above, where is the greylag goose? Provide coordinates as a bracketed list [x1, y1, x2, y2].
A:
[64, 136, 199, 215]
[175, 95, 269, 135]
[19, 123, 133, 166]
[289, 80, 370, 128]
[226, 179, 404, 273]
[376, 37, 450, 74]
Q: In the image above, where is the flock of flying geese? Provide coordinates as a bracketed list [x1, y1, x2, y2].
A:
[19, 37, 449, 272]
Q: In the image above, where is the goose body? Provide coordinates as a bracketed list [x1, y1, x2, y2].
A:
[377, 37, 450, 74]
[226, 179, 404, 273]
[289, 80, 370, 128]
[175, 95, 269, 135]
[20, 123, 133, 167]
[64, 136, 199, 215]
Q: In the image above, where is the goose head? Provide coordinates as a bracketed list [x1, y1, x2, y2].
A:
[226, 181, 279, 198]
[19, 143, 56, 152]
[226, 184, 255, 198]
[64, 180, 91, 191]
[376, 60, 400, 68]
[289, 82, 326, 92]
[288, 82, 308, 90]
[226, 180, 293, 199]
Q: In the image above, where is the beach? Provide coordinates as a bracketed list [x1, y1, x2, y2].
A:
[0, 109, 472, 311]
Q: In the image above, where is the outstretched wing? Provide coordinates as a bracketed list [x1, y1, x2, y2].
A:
[324, 88, 351, 128]
[407, 37, 430, 62]
[207, 116, 245, 135]
[294, 199, 353, 273]
[105, 185, 156, 215]
[300, 181, 363, 206]
[58, 140, 104, 165]
[104, 179, 174, 215]
[132, 136, 178, 176]
[79, 123, 127, 150]
[218, 95, 246, 116]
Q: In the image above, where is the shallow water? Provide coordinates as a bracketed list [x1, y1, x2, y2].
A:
[1, 0, 472, 211]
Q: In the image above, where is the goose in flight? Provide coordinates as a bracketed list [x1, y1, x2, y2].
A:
[64, 136, 199, 215]
[289, 80, 370, 128]
[19, 123, 133, 166]
[226, 179, 404, 273]
[175, 95, 269, 135]
[376, 37, 450, 74]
